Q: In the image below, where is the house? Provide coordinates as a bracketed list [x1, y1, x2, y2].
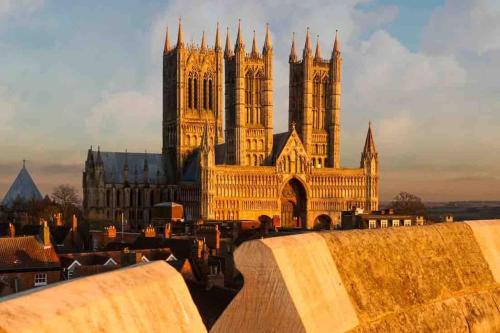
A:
[60, 253, 119, 280]
[0, 233, 60, 296]
[341, 209, 425, 230]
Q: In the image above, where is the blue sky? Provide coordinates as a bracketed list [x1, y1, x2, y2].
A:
[1, 0, 500, 201]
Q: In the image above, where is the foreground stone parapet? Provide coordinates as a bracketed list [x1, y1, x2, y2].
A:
[212, 221, 500, 333]
[0, 261, 206, 333]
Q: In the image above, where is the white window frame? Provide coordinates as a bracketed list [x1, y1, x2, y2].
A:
[368, 220, 377, 229]
[392, 220, 400, 227]
[34, 273, 47, 287]
[381, 220, 388, 228]
[404, 219, 412, 227]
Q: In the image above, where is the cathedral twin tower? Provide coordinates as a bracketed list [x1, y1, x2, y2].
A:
[162, 20, 343, 178]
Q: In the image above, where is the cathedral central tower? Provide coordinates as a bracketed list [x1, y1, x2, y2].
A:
[224, 22, 274, 166]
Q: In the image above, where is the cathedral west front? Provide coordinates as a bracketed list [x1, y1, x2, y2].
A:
[83, 20, 379, 230]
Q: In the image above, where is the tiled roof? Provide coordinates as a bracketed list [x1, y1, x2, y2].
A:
[59, 254, 115, 267]
[0, 236, 60, 271]
[1, 165, 43, 207]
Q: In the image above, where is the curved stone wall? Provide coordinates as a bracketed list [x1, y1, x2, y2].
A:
[0, 261, 206, 333]
[212, 221, 500, 332]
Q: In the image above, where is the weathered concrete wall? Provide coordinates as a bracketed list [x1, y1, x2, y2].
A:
[0, 261, 207, 333]
[212, 221, 500, 333]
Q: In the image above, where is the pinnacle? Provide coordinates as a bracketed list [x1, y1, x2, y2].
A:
[289, 32, 297, 62]
[251, 30, 258, 55]
[315, 35, 321, 60]
[263, 23, 272, 53]
[200, 31, 206, 50]
[177, 17, 183, 47]
[215, 22, 221, 51]
[163, 26, 170, 54]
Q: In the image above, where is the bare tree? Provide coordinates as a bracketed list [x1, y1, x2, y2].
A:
[390, 192, 426, 215]
[51, 184, 81, 221]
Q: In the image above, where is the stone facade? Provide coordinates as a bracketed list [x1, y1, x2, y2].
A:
[83, 20, 379, 230]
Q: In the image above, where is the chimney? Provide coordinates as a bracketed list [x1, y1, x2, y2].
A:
[71, 214, 78, 231]
[55, 213, 63, 227]
[214, 225, 220, 250]
[104, 225, 117, 239]
[143, 225, 156, 238]
[8, 223, 15, 237]
[41, 219, 51, 247]
[164, 223, 172, 239]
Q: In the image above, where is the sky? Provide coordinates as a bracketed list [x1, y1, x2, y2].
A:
[1, 0, 500, 202]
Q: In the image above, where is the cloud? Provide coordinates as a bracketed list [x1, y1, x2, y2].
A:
[85, 90, 161, 152]
[0, 85, 17, 127]
[0, 0, 44, 18]
[422, 0, 500, 56]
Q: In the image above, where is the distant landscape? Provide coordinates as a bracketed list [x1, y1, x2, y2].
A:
[381, 201, 500, 221]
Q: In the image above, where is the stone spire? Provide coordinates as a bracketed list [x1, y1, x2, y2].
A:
[177, 17, 183, 48]
[303, 27, 312, 57]
[289, 32, 297, 62]
[362, 122, 377, 157]
[215, 22, 221, 51]
[263, 23, 272, 54]
[315, 35, 322, 60]
[163, 26, 170, 54]
[333, 29, 340, 55]
[200, 31, 206, 51]
[235, 19, 244, 52]
[251, 30, 258, 56]
[224, 27, 232, 58]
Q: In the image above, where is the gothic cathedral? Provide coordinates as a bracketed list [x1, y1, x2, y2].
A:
[83, 20, 379, 229]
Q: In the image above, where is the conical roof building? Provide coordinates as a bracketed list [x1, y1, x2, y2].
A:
[1, 161, 43, 208]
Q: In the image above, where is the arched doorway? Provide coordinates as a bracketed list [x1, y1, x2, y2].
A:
[258, 215, 272, 228]
[314, 214, 332, 230]
[280, 178, 307, 228]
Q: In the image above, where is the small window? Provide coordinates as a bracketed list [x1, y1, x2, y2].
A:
[404, 219, 412, 227]
[34, 273, 47, 287]
[368, 220, 376, 229]
[381, 220, 388, 228]
[392, 220, 400, 227]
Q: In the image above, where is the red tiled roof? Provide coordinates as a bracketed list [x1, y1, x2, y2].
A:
[0, 236, 60, 271]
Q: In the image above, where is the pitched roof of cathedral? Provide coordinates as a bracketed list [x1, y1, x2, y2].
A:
[92, 151, 165, 184]
[271, 132, 290, 160]
[1, 162, 43, 208]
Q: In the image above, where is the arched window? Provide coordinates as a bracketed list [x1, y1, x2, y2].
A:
[321, 78, 328, 129]
[188, 77, 193, 109]
[313, 76, 321, 129]
[255, 72, 263, 125]
[208, 79, 213, 110]
[138, 190, 143, 207]
[245, 72, 253, 124]
[203, 78, 208, 109]
[193, 77, 198, 110]
[106, 190, 111, 207]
